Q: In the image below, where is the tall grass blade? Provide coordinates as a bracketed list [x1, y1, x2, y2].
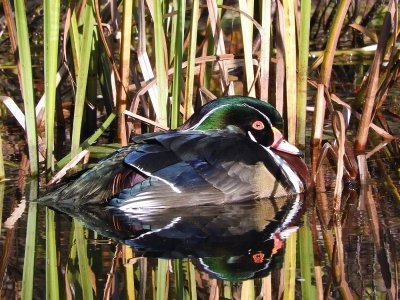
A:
[172, 259, 184, 299]
[71, 0, 95, 159]
[283, 232, 297, 300]
[171, 0, 185, 129]
[14, 0, 38, 175]
[156, 259, 169, 300]
[238, 0, 255, 97]
[21, 179, 38, 300]
[296, 0, 311, 147]
[153, 1, 168, 127]
[44, 0, 61, 172]
[298, 216, 316, 299]
[74, 220, 94, 300]
[46, 208, 60, 300]
[183, 0, 200, 121]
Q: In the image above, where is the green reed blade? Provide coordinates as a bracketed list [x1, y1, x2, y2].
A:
[298, 215, 317, 299]
[71, 0, 95, 159]
[156, 259, 169, 300]
[69, 8, 81, 73]
[283, 232, 297, 300]
[183, 0, 199, 121]
[14, 0, 38, 176]
[153, 1, 168, 127]
[74, 220, 94, 300]
[296, 0, 311, 148]
[85, 31, 99, 138]
[44, 0, 61, 172]
[46, 208, 60, 300]
[21, 180, 38, 300]
[172, 259, 184, 299]
[170, 0, 185, 129]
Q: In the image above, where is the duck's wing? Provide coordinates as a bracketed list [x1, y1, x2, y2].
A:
[110, 130, 288, 210]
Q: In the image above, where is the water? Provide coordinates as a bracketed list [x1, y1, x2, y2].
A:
[0, 127, 399, 299]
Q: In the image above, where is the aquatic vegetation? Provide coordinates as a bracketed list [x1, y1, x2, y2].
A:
[0, 0, 398, 299]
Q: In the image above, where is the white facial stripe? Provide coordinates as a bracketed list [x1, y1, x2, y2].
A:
[247, 131, 257, 142]
[187, 104, 232, 130]
[264, 147, 303, 193]
[187, 102, 274, 130]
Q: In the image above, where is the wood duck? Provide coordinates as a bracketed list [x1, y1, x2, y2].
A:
[41, 96, 310, 210]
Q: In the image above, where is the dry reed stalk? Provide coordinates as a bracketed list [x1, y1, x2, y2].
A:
[259, 0, 271, 101]
[137, 0, 159, 119]
[275, 0, 285, 115]
[239, 0, 255, 97]
[103, 244, 122, 300]
[261, 275, 272, 299]
[332, 112, 346, 211]
[355, 0, 397, 153]
[206, 0, 229, 90]
[116, 0, 133, 146]
[282, 0, 297, 144]
[312, 0, 351, 167]
[332, 218, 354, 299]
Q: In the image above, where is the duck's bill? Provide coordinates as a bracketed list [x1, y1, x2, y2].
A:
[271, 128, 303, 156]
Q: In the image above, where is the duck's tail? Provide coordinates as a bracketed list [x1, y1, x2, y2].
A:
[39, 145, 142, 206]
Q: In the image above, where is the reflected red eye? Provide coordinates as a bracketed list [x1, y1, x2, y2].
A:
[252, 120, 265, 130]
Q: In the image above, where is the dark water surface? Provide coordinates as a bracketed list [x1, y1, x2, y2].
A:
[0, 128, 399, 299]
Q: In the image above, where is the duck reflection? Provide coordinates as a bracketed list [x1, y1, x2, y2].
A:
[42, 194, 304, 281]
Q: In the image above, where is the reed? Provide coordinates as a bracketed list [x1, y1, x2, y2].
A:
[21, 180, 38, 300]
[153, 1, 169, 127]
[183, 0, 199, 121]
[14, 0, 38, 176]
[283, 232, 297, 300]
[156, 259, 169, 300]
[170, 0, 185, 129]
[296, 0, 311, 147]
[1, 1, 400, 299]
[74, 220, 94, 300]
[46, 208, 60, 300]
[44, 0, 61, 172]
[71, 0, 96, 160]
[117, 0, 133, 145]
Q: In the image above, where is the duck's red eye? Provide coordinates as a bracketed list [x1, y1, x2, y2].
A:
[252, 120, 265, 130]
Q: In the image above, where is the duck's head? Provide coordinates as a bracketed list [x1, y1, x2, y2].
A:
[181, 96, 301, 156]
